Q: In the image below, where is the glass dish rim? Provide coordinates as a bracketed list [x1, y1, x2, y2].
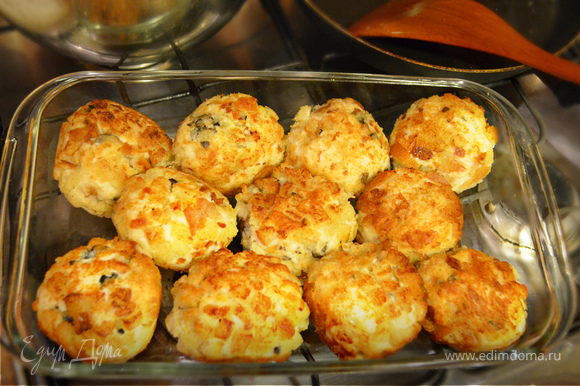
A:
[1, 69, 577, 379]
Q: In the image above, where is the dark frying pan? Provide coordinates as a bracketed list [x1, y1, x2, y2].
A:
[299, 0, 580, 83]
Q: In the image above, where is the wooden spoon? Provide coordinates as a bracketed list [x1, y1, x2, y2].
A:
[348, 0, 580, 85]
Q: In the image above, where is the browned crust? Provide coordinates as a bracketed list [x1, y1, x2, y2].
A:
[33, 237, 162, 363]
[53, 99, 173, 217]
[418, 247, 528, 352]
[389, 93, 498, 193]
[111, 166, 237, 271]
[356, 168, 463, 262]
[173, 93, 285, 196]
[165, 249, 310, 362]
[304, 243, 427, 360]
[285, 97, 390, 197]
[235, 165, 357, 275]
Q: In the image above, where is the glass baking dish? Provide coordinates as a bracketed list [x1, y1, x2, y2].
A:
[0, 70, 577, 381]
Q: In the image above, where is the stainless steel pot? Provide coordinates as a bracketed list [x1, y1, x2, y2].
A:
[0, 0, 245, 69]
[299, 0, 580, 82]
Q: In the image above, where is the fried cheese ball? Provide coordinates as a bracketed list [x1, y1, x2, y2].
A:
[304, 242, 427, 360]
[418, 247, 528, 352]
[53, 99, 173, 218]
[285, 97, 390, 197]
[32, 237, 162, 363]
[112, 166, 237, 271]
[173, 93, 285, 196]
[165, 249, 310, 362]
[356, 168, 463, 262]
[389, 93, 498, 193]
[235, 165, 358, 276]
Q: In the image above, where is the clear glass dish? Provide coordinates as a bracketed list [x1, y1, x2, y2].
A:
[0, 70, 577, 381]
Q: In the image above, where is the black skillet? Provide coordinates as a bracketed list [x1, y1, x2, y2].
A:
[299, 0, 580, 83]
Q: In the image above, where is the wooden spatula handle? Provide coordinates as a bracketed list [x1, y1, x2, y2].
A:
[503, 39, 580, 86]
[349, 0, 580, 85]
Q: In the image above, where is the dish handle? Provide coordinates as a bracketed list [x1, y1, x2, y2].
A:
[0, 137, 19, 351]
[513, 123, 579, 350]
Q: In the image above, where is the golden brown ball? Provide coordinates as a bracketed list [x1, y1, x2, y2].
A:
[356, 168, 463, 262]
[112, 166, 238, 271]
[53, 99, 173, 217]
[235, 165, 358, 276]
[418, 247, 528, 352]
[165, 249, 310, 362]
[32, 237, 161, 363]
[389, 93, 498, 193]
[173, 93, 285, 196]
[285, 97, 390, 197]
[304, 242, 427, 360]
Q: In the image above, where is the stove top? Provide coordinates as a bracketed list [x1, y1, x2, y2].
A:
[1, 0, 579, 384]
